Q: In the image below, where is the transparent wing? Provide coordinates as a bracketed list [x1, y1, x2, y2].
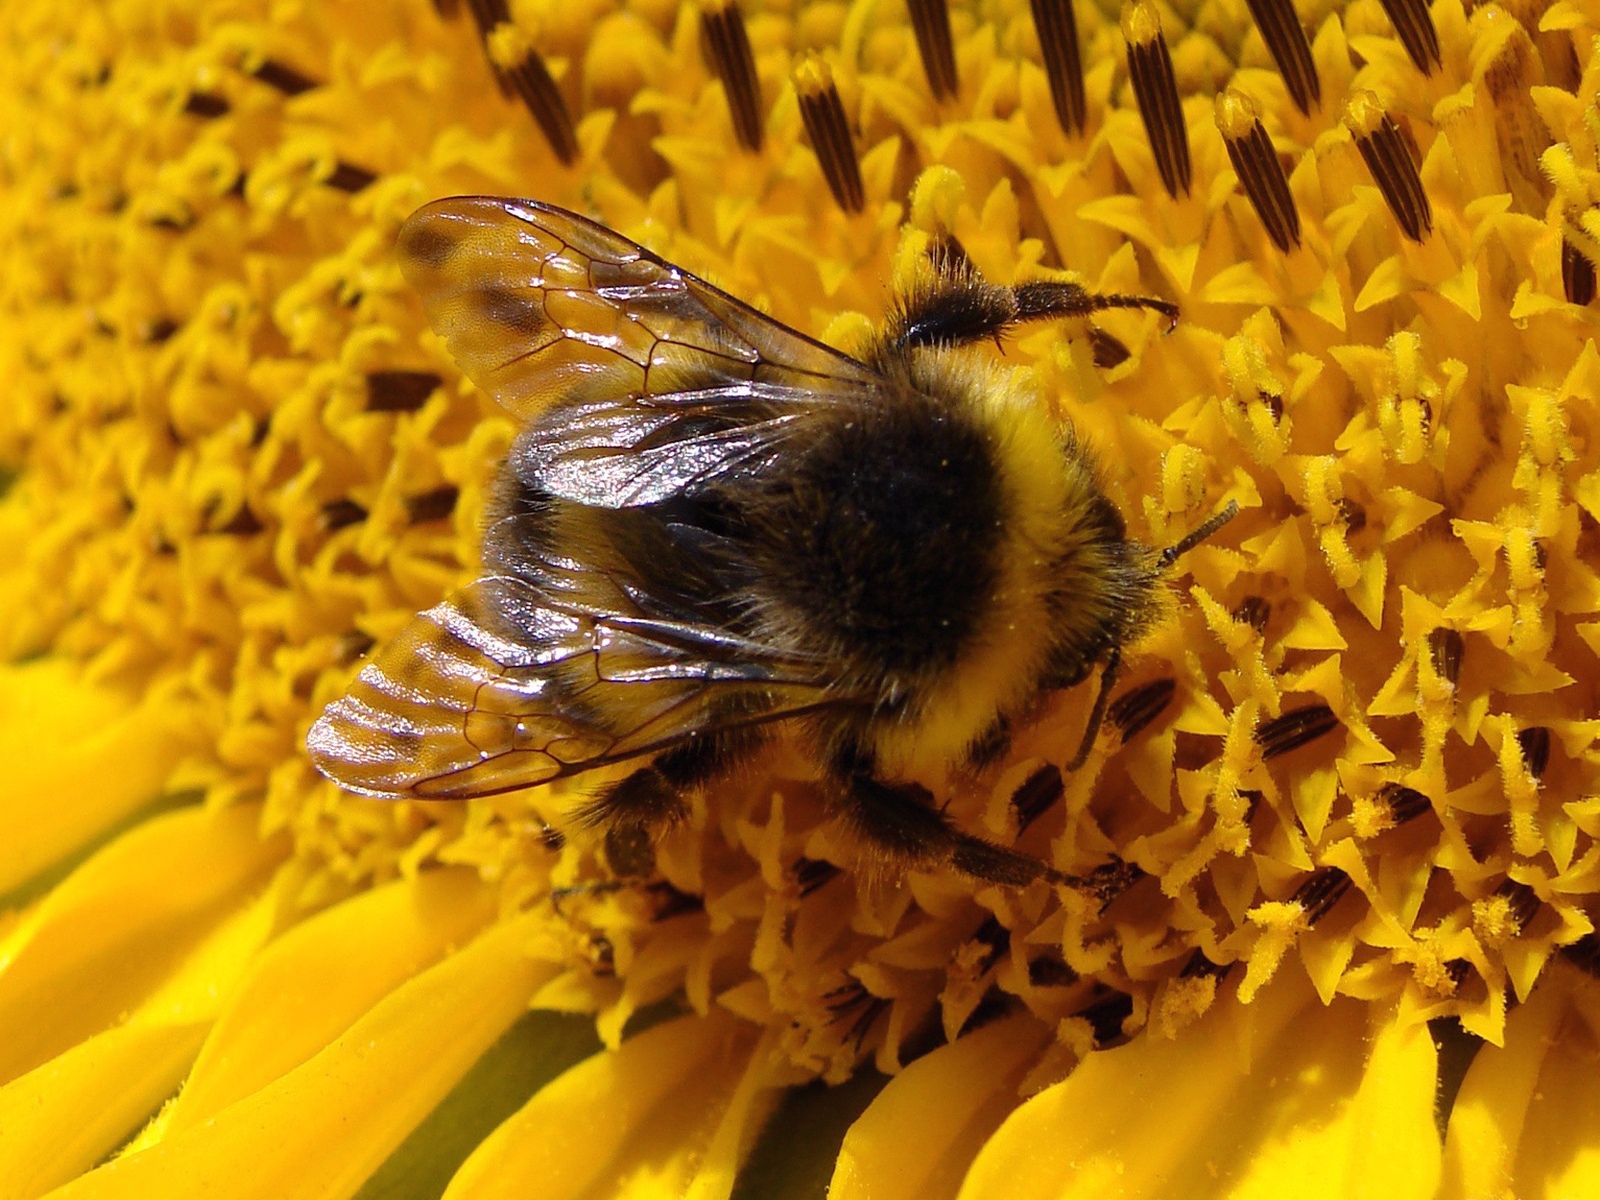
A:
[396, 196, 877, 421]
[307, 575, 846, 800]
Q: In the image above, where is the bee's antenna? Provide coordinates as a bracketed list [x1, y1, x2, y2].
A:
[1160, 500, 1239, 567]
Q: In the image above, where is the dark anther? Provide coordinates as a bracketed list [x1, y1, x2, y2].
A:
[1563, 931, 1600, 978]
[1079, 989, 1135, 1046]
[253, 59, 318, 96]
[1089, 327, 1131, 369]
[325, 161, 378, 193]
[1232, 594, 1271, 633]
[1337, 497, 1367, 532]
[1343, 91, 1433, 242]
[183, 91, 231, 118]
[794, 56, 865, 213]
[967, 914, 1012, 974]
[1011, 762, 1064, 832]
[1377, 782, 1431, 825]
[215, 506, 264, 536]
[1443, 958, 1471, 988]
[1494, 879, 1541, 932]
[823, 979, 869, 1013]
[643, 881, 704, 921]
[1516, 726, 1551, 780]
[404, 485, 460, 524]
[1029, 0, 1086, 135]
[1123, 0, 1191, 198]
[143, 318, 179, 344]
[907, 0, 960, 101]
[700, 0, 765, 151]
[1563, 239, 1596, 305]
[536, 823, 566, 851]
[1108, 677, 1176, 742]
[366, 370, 442, 413]
[1028, 953, 1078, 987]
[793, 856, 841, 897]
[1290, 866, 1351, 925]
[849, 998, 888, 1050]
[336, 631, 377, 663]
[1241, 0, 1319, 114]
[1216, 88, 1302, 252]
[319, 498, 368, 532]
[1256, 704, 1340, 759]
[1377, 0, 1442, 75]
[1082, 856, 1145, 905]
[1426, 627, 1464, 687]
[503, 49, 580, 165]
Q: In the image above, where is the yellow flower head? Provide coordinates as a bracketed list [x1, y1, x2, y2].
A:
[5, 0, 1600, 1196]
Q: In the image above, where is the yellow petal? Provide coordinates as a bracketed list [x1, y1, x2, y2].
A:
[164, 867, 497, 1134]
[0, 1021, 207, 1200]
[0, 660, 185, 897]
[47, 913, 554, 1200]
[442, 1009, 761, 1200]
[958, 977, 1439, 1200]
[831, 1013, 1050, 1200]
[0, 804, 284, 1086]
[1441, 966, 1600, 1200]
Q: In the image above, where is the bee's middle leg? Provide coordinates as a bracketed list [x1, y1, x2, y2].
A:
[828, 743, 1063, 888]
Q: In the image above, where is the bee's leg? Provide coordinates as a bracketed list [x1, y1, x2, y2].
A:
[827, 743, 1069, 888]
[1063, 645, 1121, 772]
[883, 261, 1177, 355]
[579, 728, 766, 834]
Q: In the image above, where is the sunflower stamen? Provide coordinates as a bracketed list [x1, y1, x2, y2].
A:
[794, 56, 865, 213]
[701, 0, 765, 151]
[320, 499, 367, 532]
[252, 59, 317, 96]
[1563, 239, 1595, 305]
[1089, 328, 1131, 368]
[1216, 88, 1302, 252]
[325, 161, 377, 193]
[1291, 866, 1351, 925]
[502, 46, 580, 165]
[183, 91, 230, 118]
[1123, 1, 1191, 198]
[1029, 0, 1086, 135]
[405, 485, 460, 524]
[907, 0, 959, 101]
[1108, 678, 1176, 741]
[1343, 90, 1432, 242]
[1377, 782, 1432, 825]
[366, 370, 442, 413]
[1494, 879, 1541, 932]
[1426, 627, 1464, 687]
[1378, 0, 1442, 75]
[1256, 704, 1340, 758]
[1011, 762, 1064, 831]
[792, 856, 841, 896]
[1516, 726, 1551, 779]
[1232, 595, 1271, 632]
[1241, 0, 1319, 115]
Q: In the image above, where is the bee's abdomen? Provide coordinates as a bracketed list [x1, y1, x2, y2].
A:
[746, 394, 1003, 675]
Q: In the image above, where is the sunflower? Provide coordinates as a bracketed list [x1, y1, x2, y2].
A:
[4, 0, 1600, 1196]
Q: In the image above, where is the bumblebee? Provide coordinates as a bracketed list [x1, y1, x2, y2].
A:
[308, 197, 1235, 887]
